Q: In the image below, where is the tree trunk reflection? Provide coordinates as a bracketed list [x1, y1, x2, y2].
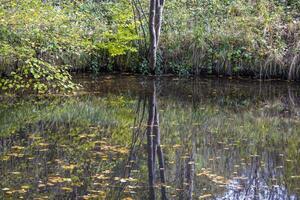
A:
[146, 80, 167, 200]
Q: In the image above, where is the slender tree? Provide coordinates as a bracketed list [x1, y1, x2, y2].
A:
[149, 0, 165, 73]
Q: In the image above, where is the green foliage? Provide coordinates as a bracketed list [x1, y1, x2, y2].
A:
[0, 0, 139, 94]
[169, 61, 191, 76]
[136, 58, 150, 75]
[0, 58, 77, 94]
[160, 0, 300, 78]
[96, 0, 140, 57]
[78, 0, 140, 72]
[195, 0, 286, 74]
[0, 0, 88, 94]
[0, 0, 299, 80]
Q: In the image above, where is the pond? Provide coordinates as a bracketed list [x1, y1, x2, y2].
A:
[1, 74, 300, 200]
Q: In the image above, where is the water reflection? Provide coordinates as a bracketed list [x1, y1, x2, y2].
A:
[145, 80, 167, 200]
[0, 75, 300, 199]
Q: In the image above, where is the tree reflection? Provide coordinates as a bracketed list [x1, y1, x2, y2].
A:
[2, 76, 300, 199]
[120, 79, 168, 200]
[146, 80, 167, 200]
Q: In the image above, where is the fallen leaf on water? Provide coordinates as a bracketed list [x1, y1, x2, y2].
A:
[128, 177, 137, 182]
[12, 146, 25, 150]
[1, 155, 10, 161]
[103, 170, 111, 174]
[61, 187, 72, 192]
[120, 178, 127, 183]
[38, 184, 46, 188]
[37, 143, 49, 147]
[290, 176, 300, 179]
[10, 171, 21, 175]
[197, 173, 206, 176]
[21, 185, 30, 189]
[199, 194, 212, 199]
[62, 164, 76, 170]
[16, 189, 27, 194]
[173, 144, 181, 148]
[39, 148, 49, 152]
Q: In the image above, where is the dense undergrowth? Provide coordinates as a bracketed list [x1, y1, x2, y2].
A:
[0, 0, 138, 94]
[161, 0, 300, 78]
[0, 0, 300, 94]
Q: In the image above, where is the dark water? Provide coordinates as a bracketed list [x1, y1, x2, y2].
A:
[1, 74, 300, 200]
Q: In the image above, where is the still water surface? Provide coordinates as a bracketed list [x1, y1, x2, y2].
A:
[1, 75, 300, 200]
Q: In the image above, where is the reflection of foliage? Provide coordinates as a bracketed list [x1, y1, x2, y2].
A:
[1, 85, 300, 198]
[0, 95, 137, 199]
[159, 99, 300, 198]
[0, 95, 135, 138]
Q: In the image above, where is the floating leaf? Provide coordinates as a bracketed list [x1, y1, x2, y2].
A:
[199, 194, 212, 199]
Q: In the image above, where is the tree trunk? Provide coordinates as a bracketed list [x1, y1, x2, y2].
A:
[155, 0, 164, 45]
[149, 0, 164, 74]
[149, 0, 157, 73]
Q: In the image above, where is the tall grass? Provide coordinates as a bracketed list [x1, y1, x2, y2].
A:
[160, 0, 300, 79]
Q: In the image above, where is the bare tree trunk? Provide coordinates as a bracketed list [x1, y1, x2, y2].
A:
[155, 0, 164, 45]
[149, 0, 157, 73]
[149, 0, 165, 73]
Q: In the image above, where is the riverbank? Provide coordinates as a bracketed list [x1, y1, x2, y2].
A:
[0, 0, 300, 95]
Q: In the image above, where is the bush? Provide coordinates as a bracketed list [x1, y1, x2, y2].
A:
[0, 0, 139, 94]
